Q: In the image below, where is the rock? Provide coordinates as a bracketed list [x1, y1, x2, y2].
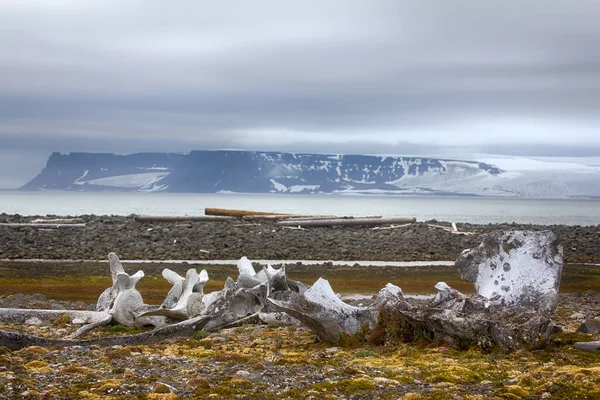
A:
[505, 385, 529, 397]
[373, 377, 398, 386]
[153, 382, 175, 394]
[573, 341, 600, 351]
[576, 320, 600, 334]
[235, 370, 251, 378]
[456, 230, 563, 314]
[552, 325, 564, 334]
[185, 377, 211, 391]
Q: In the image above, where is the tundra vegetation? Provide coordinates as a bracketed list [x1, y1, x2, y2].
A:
[0, 230, 599, 398]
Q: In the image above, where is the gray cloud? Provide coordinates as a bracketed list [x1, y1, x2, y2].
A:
[1, 0, 600, 188]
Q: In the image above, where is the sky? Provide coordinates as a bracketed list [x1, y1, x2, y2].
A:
[1, 0, 600, 188]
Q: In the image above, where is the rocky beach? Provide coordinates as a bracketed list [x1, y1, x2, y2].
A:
[1, 214, 599, 263]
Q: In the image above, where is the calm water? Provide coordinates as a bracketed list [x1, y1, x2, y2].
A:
[1, 191, 599, 225]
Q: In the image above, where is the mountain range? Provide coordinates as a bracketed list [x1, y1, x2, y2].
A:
[20, 150, 600, 198]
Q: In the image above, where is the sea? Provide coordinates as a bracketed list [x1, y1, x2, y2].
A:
[1, 191, 599, 226]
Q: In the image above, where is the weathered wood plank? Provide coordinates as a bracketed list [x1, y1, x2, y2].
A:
[0, 223, 86, 228]
[205, 208, 293, 218]
[133, 215, 234, 222]
[277, 216, 416, 227]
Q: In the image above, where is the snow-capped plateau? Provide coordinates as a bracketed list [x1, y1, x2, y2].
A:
[20, 151, 600, 198]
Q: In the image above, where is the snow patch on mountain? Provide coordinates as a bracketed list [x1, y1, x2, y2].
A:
[74, 172, 169, 189]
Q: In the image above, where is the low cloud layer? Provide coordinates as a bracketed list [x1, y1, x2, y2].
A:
[1, 0, 600, 187]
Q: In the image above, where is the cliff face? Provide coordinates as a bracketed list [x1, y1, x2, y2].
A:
[21, 152, 185, 191]
[21, 150, 502, 195]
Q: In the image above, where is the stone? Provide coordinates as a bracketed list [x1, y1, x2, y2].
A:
[576, 320, 600, 334]
[185, 377, 211, 391]
[456, 230, 563, 314]
[153, 382, 175, 393]
[574, 341, 600, 351]
[552, 325, 564, 334]
[373, 377, 398, 386]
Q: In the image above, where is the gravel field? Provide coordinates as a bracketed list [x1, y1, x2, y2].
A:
[1, 214, 599, 263]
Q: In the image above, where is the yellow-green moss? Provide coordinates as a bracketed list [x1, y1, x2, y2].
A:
[312, 377, 377, 393]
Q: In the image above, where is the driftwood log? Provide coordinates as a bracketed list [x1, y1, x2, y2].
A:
[0, 315, 211, 351]
[205, 208, 293, 218]
[134, 215, 234, 222]
[30, 218, 84, 224]
[0, 223, 86, 228]
[277, 216, 416, 227]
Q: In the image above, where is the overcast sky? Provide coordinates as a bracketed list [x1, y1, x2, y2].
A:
[1, 0, 600, 188]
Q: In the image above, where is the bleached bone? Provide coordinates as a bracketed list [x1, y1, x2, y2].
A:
[96, 252, 125, 312]
[264, 264, 289, 293]
[200, 277, 267, 331]
[431, 282, 466, 310]
[0, 315, 211, 351]
[138, 268, 209, 321]
[194, 269, 209, 294]
[373, 283, 410, 310]
[236, 256, 262, 288]
[111, 272, 146, 326]
[92, 253, 147, 326]
[456, 230, 563, 314]
[237, 256, 256, 276]
[161, 268, 185, 309]
[268, 278, 378, 343]
[368, 231, 563, 351]
[159, 268, 209, 310]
